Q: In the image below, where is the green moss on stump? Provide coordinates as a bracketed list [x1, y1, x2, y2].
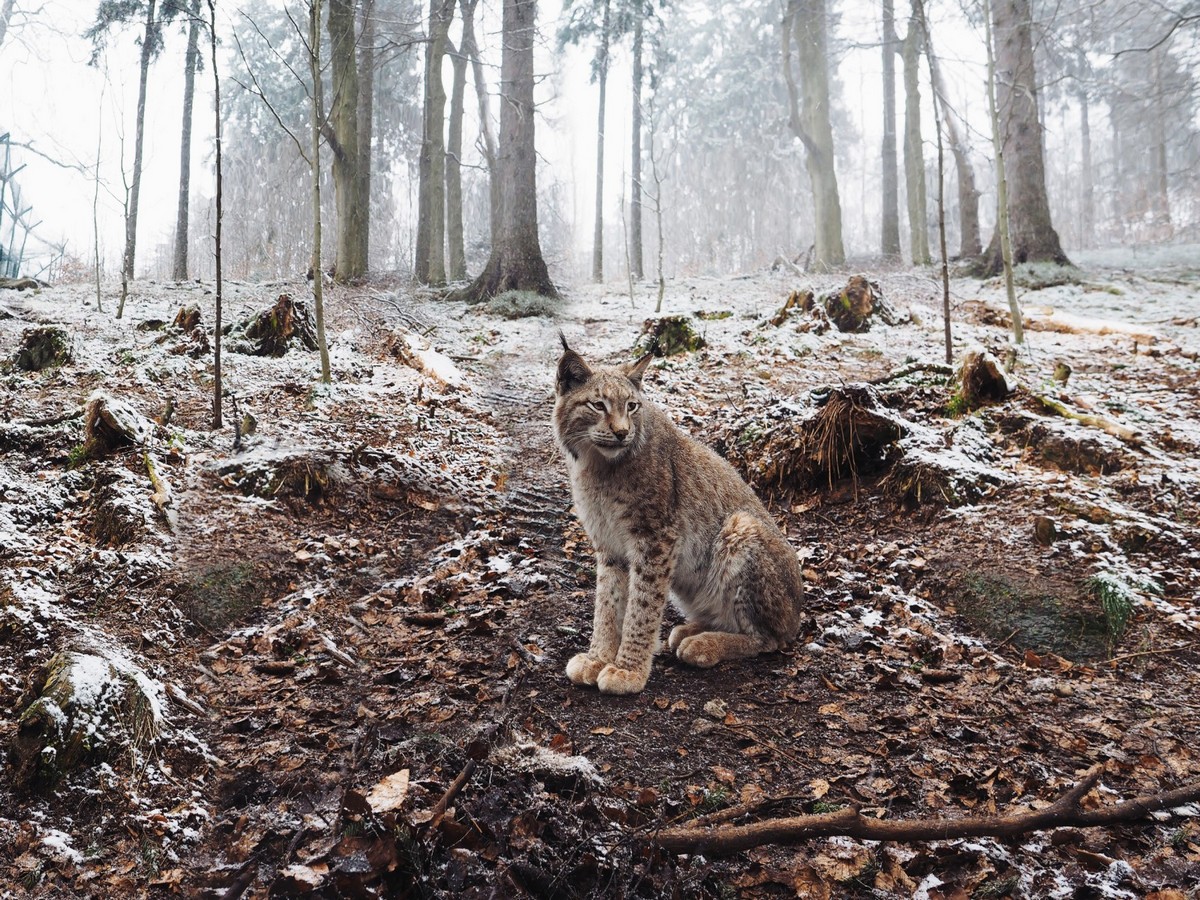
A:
[13, 324, 73, 371]
[635, 316, 706, 357]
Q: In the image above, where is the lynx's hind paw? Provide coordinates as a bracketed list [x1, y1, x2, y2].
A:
[596, 663, 648, 695]
[566, 653, 606, 686]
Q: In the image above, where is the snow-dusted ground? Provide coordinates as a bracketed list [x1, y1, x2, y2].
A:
[1, 252, 1198, 896]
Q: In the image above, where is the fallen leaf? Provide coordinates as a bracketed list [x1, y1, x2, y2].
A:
[365, 769, 410, 814]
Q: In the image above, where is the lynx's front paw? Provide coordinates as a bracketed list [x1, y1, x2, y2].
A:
[566, 653, 606, 687]
[596, 663, 648, 695]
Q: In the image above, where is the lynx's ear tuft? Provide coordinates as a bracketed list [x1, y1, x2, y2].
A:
[558, 330, 572, 352]
[625, 349, 655, 389]
[557, 348, 593, 395]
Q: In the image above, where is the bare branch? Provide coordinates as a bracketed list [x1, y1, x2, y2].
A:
[651, 766, 1200, 857]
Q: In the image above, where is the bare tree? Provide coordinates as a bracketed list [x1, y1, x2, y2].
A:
[414, 0, 454, 284]
[173, 0, 202, 281]
[309, 0, 333, 381]
[207, 0, 224, 425]
[901, 0, 929, 265]
[445, 30, 468, 280]
[880, 0, 901, 259]
[977, 0, 1068, 275]
[450, 0, 556, 301]
[782, 0, 844, 270]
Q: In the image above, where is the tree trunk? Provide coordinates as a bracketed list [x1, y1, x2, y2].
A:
[310, 0, 332, 382]
[118, 0, 157, 319]
[357, 0, 376, 270]
[446, 35, 468, 280]
[450, 0, 556, 302]
[983, 0, 1022, 344]
[592, 0, 611, 284]
[207, 0, 223, 427]
[1150, 50, 1171, 232]
[978, 0, 1068, 275]
[880, 0, 901, 259]
[630, 6, 644, 281]
[415, 0, 454, 285]
[902, 5, 929, 265]
[172, 0, 201, 282]
[460, 0, 498, 246]
[0, 0, 15, 50]
[327, 0, 368, 282]
[783, 0, 845, 270]
[926, 43, 981, 258]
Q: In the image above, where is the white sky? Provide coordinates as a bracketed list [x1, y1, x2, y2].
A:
[0, 0, 996, 278]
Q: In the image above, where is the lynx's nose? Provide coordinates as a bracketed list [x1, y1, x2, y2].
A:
[611, 426, 629, 442]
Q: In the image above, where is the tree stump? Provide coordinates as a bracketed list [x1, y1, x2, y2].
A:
[11, 651, 163, 793]
[956, 349, 1013, 409]
[227, 293, 319, 357]
[172, 304, 202, 332]
[83, 392, 155, 459]
[816, 276, 902, 332]
[12, 324, 73, 371]
[636, 316, 706, 356]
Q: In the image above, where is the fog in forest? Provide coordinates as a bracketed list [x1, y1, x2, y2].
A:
[3, 0, 1198, 288]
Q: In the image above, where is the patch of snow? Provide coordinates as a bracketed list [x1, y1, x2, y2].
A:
[40, 828, 84, 865]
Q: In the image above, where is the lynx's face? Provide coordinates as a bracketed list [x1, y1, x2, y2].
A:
[554, 344, 653, 462]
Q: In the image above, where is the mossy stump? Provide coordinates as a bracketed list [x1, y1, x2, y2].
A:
[636, 316, 706, 357]
[12, 651, 162, 793]
[13, 324, 73, 371]
[227, 293, 319, 357]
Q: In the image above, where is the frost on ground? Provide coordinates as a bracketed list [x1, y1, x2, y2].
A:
[0, 258, 1198, 897]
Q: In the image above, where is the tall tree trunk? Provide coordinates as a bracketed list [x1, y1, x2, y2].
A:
[783, 0, 845, 270]
[630, 6, 644, 281]
[117, 0, 157, 319]
[416, 0, 454, 284]
[926, 42, 981, 258]
[1077, 81, 1093, 249]
[460, 0, 498, 246]
[880, 0, 901, 259]
[978, 0, 1068, 275]
[173, 0, 201, 281]
[1109, 96, 1123, 234]
[310, 0, 332, 382]
[357, 0, 376, 270]
[327, 0, 367, 281]
[446, 35, 468, 280]
[983, 0, 1022, 344]
[902, 5, 929, 265]
[450, 0, 556, 301]
[1150, 50, 1171, 232]
[592, 0, 611, 283]
[207, 0, 223, 426]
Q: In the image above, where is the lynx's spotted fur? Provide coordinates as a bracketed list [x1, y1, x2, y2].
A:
[553, 339, 804, 695]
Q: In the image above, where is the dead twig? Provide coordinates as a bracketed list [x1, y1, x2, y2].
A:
[425, 758, 478, 831]
[1107, 642, 1197, 665]
[651, 764, 1200, 857]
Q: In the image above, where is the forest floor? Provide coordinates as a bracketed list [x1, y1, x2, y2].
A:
[1, 253, 1199, 899]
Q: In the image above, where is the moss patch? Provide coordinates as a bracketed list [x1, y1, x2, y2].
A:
[175, 562, 265, 632]
[956, 572, 1109, 661]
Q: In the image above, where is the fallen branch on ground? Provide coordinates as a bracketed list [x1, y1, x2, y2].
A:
[650, 765, 1200, 856]
[1034, 393, 1144, 446]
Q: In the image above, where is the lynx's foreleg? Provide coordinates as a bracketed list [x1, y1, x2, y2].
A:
[597, 549, 674, 695]
[566, 557, 627, 686]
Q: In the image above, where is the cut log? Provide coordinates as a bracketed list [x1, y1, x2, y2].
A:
[12, 324, 73, 371]
[388, 329, 466, 389]
[0, 277, 47, 291]
[12, 650, 164, 793]
[172, 303, 202, 332]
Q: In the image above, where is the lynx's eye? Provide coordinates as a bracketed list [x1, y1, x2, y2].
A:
[589, 400, 607, 412]
[627, 401, 640, 413]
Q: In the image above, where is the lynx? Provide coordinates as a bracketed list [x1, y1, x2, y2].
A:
[553, 338, 804, 695]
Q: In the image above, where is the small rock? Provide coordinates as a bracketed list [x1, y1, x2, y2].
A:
[702, 698, 727, 719]
[691, 718, 716, 736]
[1028, 677, 1057, 694]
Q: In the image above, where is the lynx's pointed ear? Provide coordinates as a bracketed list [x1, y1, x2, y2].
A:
[557, 346, 593, 395]
[625, 349, 655, 389]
